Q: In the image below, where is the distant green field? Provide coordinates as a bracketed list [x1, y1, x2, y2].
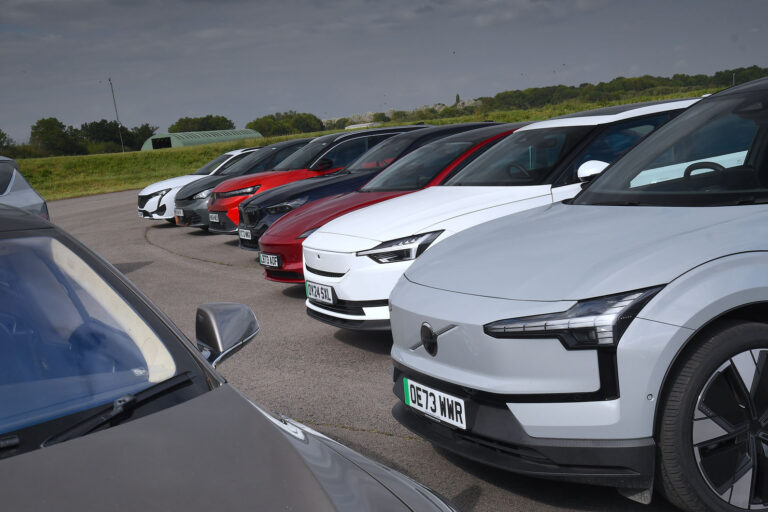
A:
[19, 88, 716, 201]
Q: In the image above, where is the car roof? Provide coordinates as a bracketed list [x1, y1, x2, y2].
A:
[310, 125, 428, 145]
[432, 122, 530, 144]
[712, 76, 768, 96]
[227, 147, 262, 156]
[261, 138, 312, 151]
[518, 98, 699, 132]
[391, 122, 499, 144]
[0, 204, 50, 232]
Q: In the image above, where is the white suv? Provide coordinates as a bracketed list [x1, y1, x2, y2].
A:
[390, 79, 768, 510]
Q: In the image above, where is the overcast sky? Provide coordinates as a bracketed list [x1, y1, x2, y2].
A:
[2, 0, 767, 142]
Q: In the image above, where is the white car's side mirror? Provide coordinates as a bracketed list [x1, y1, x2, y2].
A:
[577, 160, 610, 182]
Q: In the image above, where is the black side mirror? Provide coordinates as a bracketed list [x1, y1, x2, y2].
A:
[313, 158, 334, 171]
[196, 303, 259, 367]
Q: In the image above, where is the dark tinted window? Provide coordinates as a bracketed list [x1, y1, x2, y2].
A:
[576, 94, 765, 206]
[446, 126, 592, 186]
[560, 113, 674, 184]
[314, 137, 370, 169]
[0, 162, 15, 194]
[346, 136, 414, 172]
[212, 151, 251, 175]
[361, 142, 473, 191]
[273, 141, 329, 171]
[192, 154, 230, 175]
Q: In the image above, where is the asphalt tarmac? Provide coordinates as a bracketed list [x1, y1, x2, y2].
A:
[50, 190, 677, 512]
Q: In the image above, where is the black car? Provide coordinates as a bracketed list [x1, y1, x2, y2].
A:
[0, 206, 455, 511]
[174, 138, 310, 229]
[237, 123, 497, 248]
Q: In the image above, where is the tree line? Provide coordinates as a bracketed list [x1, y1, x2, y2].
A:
[4, 65, 766, 159]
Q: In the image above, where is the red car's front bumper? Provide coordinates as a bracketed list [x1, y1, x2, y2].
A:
[257, 234, 304, 283]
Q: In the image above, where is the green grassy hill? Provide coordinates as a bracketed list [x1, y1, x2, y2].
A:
[18, 88, 717, 201]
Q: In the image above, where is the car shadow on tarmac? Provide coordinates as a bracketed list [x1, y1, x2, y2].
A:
[282, 284, 306, 299]
[333, 329, 393, 355]
[433, 446, 678, 512]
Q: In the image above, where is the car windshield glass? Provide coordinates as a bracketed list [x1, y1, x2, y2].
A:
[360, 142, 473, 191]
[575, 93, 767, 207]
[193, 154, 230, 175]
[446, 126, 592, 186]
[218, 149, 269, 176]
[0, 236, 178, 435]
[273, 141, 329, 171]
[346, 136, 414, 172]
[0, 162, 14, 194]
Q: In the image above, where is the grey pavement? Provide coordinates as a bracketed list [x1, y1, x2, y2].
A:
[49, 190, 677, 512]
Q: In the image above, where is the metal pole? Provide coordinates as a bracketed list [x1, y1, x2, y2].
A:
[108, 77, 125, 152]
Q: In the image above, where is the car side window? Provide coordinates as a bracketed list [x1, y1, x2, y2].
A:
[560, 113, 672, 185]
[315, 137, 371, 169]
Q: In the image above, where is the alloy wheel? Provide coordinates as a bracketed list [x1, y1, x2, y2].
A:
[693, 349, 768, 509]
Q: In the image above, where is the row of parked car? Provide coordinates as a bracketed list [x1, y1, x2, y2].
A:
[134, 78, 768, 511]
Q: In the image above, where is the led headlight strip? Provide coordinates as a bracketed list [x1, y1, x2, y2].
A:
[356, 231, 443, 264]
[484, 286, 663, 348]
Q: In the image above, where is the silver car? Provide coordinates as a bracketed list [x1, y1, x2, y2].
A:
[389, 77, 768, 511]
[0, 156, 48, 219]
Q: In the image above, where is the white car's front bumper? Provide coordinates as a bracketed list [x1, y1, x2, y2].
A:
[138, 188, 179, 220]
[302, 243, 412, 330]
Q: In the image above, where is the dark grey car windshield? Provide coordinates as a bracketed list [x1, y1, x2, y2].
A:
[576, 94, 765, 206]
[273, 141, 329, 171]
[219, 149, 269, 176]
[193, 154, 230, 176]
[446, 126, 591, 186]
[0, 237, 178, 434]
[346, 136, 414, 173]
[360, 142, 473, 191]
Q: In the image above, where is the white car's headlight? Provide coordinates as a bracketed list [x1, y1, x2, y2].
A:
[218, 185, 260, 199]
[357, 231, 443, 264]
[484, 286, 663, 348]
[193, 188, 213, 200]
[265, 196, 309, 215]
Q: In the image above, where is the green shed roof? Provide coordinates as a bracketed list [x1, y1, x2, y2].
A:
[141, 129, 262, 151]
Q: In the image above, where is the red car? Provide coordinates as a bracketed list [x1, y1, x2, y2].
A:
[257, 123, 525, 282]
[206, 126, 424, 233]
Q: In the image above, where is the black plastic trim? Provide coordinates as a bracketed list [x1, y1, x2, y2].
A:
[306, 308, 391, 331]
[305, 265, 345, 278]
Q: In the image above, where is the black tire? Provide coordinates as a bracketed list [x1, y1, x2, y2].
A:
[658, 320, 768, 512]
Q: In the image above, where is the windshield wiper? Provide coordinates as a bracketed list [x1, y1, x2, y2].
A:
[42, 372, 193, 447]
[714, 196, 768, 206]
[589, 201, 642, 206]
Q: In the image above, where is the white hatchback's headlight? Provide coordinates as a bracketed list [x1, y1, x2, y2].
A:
[356, 231, 443, 264]
[266, 196, 309, 215]
[193, 188, 213, 200]
[484, 286, 663, 348]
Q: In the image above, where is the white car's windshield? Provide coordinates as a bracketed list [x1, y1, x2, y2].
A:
[576, 93, 767, 206]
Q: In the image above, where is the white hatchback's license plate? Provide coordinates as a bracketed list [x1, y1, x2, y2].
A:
[239, 229, 252, 240]
[174, 208, 183, 217]
[138, 211, 144, 218]
[306, 281, 334, 304]
[209, 213, 219, 223]
[403, 378, 466, 429]
[259, 252, 279, 267]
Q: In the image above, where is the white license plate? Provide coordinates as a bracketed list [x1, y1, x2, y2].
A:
[259, 252, 279, 267]
[174, 208, 183, 217]
[239, 229, 252, 240]
[403, 378, 466, 429]
[306, 281, 334, 304]
[209, 213, 219, 223]
[138, 211, 144, 218]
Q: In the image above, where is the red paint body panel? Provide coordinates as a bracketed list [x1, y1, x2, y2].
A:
[208, 167, 342, 225]
[257, 131, 511, 283]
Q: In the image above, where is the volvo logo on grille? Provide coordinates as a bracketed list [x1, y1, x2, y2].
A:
[420, 323, 439, 356]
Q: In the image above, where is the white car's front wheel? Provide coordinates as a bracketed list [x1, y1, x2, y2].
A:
[658, 320, 768, 511]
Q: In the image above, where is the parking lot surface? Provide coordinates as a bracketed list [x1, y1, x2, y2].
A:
[49, 190, 677, 512]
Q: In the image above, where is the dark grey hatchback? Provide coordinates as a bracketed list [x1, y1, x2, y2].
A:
[0, 206, 454, 511]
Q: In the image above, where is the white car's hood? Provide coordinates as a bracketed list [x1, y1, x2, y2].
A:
[405, 202, 768, 301]
[140, 175, 203, 195]
[316, 186, 553, 244]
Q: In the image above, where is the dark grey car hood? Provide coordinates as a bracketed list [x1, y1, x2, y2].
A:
[0, 385, 429, 511]
[405, 201, 768, 301]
